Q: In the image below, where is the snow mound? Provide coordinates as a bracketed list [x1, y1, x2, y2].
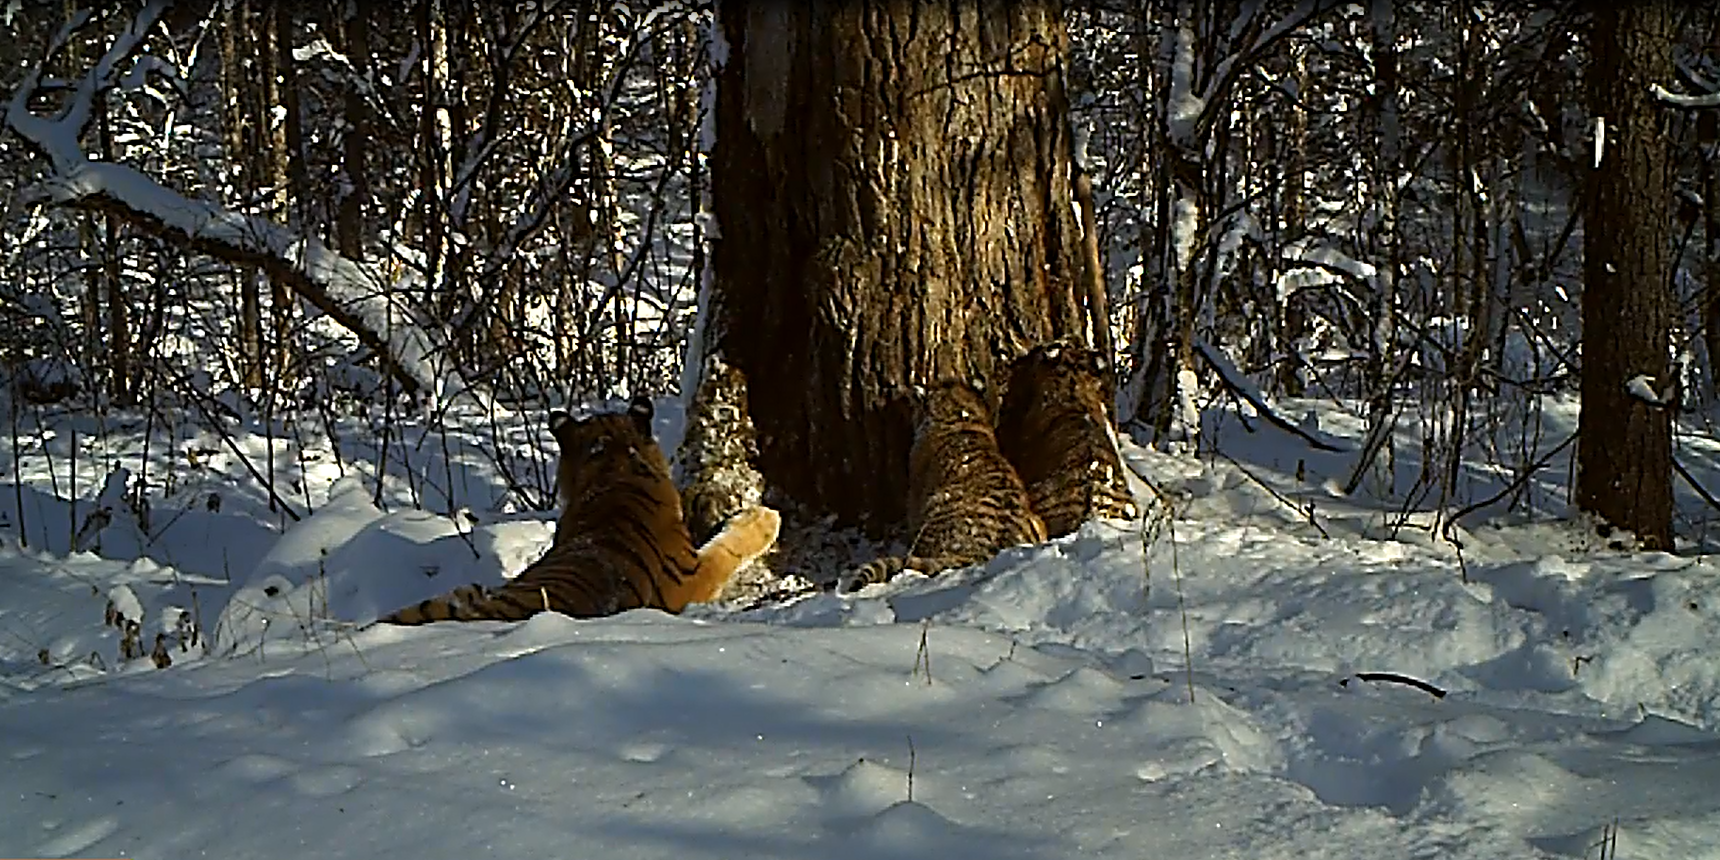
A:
[213, 476, 558, 656]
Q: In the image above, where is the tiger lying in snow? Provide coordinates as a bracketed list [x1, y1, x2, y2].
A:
[380, 397, 781, 624]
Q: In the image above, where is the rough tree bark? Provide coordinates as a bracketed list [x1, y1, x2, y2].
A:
[335, 0, 372, 260]
[98, 101, 129, 405]
[1578, 2, 1675, 549]
[708, 1, 1090, 528]
[219, 0, 264, 388]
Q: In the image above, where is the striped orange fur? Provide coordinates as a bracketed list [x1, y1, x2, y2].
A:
[380, 396, 781, 624]
[996, 338, 1137, 537]
[839, 381, 1046, 593]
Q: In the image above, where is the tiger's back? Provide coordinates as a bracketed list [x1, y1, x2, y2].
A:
[996, 338, 1138, 537]
[839, 381, 1046, 592]
[381, 397, 780, 624]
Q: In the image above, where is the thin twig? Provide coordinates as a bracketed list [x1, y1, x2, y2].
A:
[1673, 454, 1720, 513]
[1213, 448, 1330, 539]
[1123, 457, 1196, 702]
[162, 364, 301, 522]
[913, 620, 932, 685]
[1443, 430, 1577, 538]
[905, 734, 916, 803]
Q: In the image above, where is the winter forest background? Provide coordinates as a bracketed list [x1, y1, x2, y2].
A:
[13, 3, 1720, 858]
[1, 0, 1716, 558]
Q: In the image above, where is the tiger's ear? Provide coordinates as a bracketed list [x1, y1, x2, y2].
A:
[548, 410, 574, 434]
[627, 395, 654, 433]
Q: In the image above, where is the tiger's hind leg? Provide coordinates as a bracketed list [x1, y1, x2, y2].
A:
[670, 505, 783, 610]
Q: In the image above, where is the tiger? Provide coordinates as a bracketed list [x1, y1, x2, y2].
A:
[379, 396, 782, 624]
[837, 380, 1047, 593]
[995, 338, 1138, 538]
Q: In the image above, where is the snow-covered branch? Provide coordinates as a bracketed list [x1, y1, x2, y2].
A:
[1626, 374, 1674, 409]
[2, 2, 487, 411]
[7, 2, 164, 174]
[1650, 82, 1720, 109]
[1193, 339, 1348, 452]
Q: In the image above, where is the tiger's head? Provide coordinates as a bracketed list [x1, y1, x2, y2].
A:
[910, 379, 995, 434]
[548, 395, 674, 516]
[999, 338, 1115, 436]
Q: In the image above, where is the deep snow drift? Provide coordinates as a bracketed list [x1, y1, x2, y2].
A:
[4, 395, 1720, 860]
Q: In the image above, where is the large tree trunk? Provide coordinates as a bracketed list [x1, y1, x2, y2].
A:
[98, 102, 130, 406]
[1577, 2, 1675, 550]
[335, 0, 372, 260]
[709, 1, 1088, 529]
[221, 0, 264, 388]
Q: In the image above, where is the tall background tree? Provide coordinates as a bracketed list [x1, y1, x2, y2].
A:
[702, 1, 1096, 527]
[1577, 2, 1678, 549]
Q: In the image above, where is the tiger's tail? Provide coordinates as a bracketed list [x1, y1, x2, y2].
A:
[377, 567, 626, 625]
[382, 541, 645, 624]
[836, 555, 967, 594]
[378, 583, 513, 625]
[659, 505, 783, 610]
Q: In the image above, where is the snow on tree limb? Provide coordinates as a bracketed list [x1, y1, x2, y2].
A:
[1193, 338, 1348, 453]
[1649, 83, 1720, 109]
[3, 0, 486, 410]
[1626, 374, 1674, 409]
[44, 170, 473, 404]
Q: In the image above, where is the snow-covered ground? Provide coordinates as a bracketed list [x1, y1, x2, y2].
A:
[5, 394, 1720, 860]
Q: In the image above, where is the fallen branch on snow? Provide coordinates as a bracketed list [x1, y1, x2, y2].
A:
[1193, 339, 1347, 453]
[1341, 671, 1447, 699]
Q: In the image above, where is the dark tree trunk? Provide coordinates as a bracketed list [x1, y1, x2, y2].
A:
[254, 1, 294, 383]
[98, 101, 129, 405]
[418, 0, 449, 311]
[1275, 39, 1310, 398]
[222, 0, 263, 388]
[336, 1, 372, 259]
[272, 3, 304, 376]
[709, 1, 1089, 529]
[1578, 2, 1675, 550]
[277, 6, 308, 229]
